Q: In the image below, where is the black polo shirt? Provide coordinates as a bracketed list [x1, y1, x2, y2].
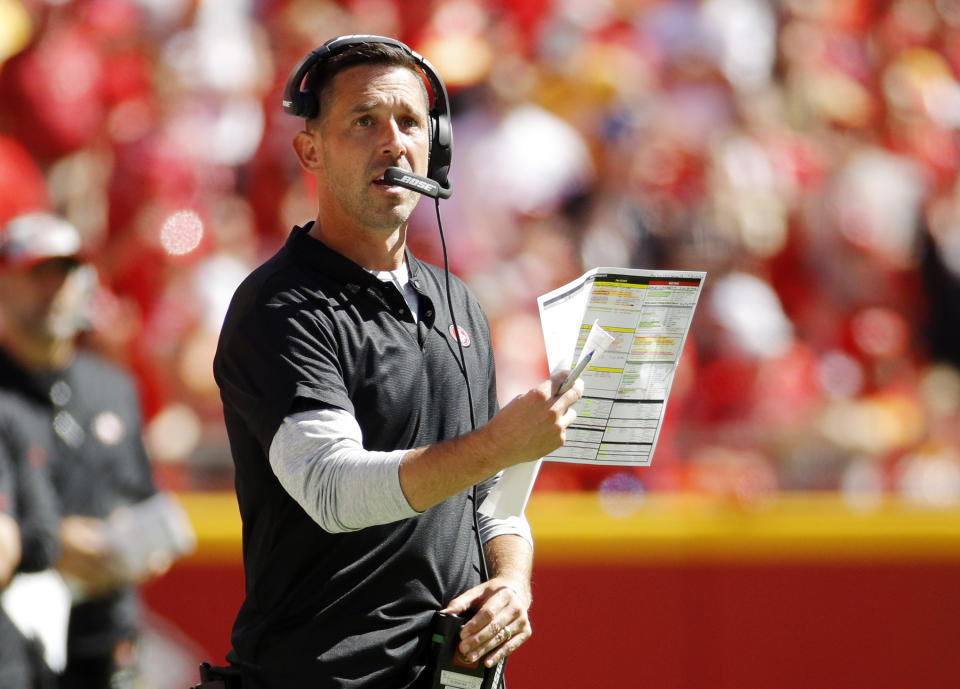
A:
[0, 391, 60, 688]
[0, 347, 156, 659]
[214, 224, 499, 688]
[0, 390, 60, 573]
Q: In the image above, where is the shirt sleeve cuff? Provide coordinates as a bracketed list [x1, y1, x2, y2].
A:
[477, 512, 534, 549]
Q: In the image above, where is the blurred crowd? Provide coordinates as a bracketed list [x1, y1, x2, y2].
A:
[2, 0, 960, 507]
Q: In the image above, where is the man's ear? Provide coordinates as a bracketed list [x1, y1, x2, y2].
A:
[293, 130, 324, 172]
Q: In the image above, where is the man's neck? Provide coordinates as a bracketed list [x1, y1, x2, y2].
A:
[307, 216, 407, 271]
[0, 328, 74, 372]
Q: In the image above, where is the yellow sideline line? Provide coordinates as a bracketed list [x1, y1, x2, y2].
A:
[173, 492, 960, 564]
[526, 493, 960, 563]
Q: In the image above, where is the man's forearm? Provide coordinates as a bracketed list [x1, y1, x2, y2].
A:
[443, 533, 535, 667]
[400, 371, 583, 512]
[399, 429, 505, 513]
[483, 533, 533, 608]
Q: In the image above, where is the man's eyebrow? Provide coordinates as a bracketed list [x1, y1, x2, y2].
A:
[347, 101, 378, 114]
[347, 94, 425, 115]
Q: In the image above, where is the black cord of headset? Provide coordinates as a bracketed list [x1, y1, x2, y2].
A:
[433, 197, 490, 584]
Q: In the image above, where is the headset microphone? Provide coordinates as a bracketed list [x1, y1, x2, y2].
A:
[384, 167, 448, 199]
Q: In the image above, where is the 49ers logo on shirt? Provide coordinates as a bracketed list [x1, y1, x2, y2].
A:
[448, 324, 471, 348]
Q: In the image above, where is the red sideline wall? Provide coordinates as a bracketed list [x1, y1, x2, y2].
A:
[143, 493, 960, 689]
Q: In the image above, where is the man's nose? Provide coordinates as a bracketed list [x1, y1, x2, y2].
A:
[380, 118, 407, 159]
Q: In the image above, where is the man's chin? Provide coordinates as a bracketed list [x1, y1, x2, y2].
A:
[366, 200, 419, 232]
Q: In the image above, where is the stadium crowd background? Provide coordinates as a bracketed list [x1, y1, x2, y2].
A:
[2, 0, 960, 511]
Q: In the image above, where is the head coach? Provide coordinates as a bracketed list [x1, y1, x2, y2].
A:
[212, 34, 584, 688]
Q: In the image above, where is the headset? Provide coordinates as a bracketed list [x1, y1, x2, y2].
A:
[282, 34, 453, 199]
[283, 34, 486, 575]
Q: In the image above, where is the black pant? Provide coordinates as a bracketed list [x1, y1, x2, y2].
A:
[58, 640, 140, 689]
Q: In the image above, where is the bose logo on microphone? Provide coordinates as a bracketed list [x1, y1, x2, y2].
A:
[398, 174, 436, 192]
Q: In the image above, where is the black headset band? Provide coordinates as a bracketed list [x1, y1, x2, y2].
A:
[282, 34, 452, 196]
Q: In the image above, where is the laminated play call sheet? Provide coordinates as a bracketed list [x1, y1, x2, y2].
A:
[538, 267, 706, 467]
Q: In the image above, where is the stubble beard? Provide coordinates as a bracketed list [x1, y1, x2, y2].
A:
[332, 176, 420, 235]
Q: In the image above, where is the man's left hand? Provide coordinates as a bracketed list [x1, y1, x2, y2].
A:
[441, 575, 532, 668]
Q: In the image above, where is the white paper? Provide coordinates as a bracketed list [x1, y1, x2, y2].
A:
[59, 493, 197, 604]
[575, 319, 617, 373]
[479, 321, 616, 519]
[105, 493, 196, 581]
[539, 267, 706, 466]
[478, 460, 542, 519]
[1, 570, 72, 671]
[480, 267, 705, 518]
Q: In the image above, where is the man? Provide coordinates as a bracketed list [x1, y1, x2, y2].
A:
[0, 398, 31, 689]
[0, 389, 61, 689]
[0, 212, 159, 689]
[0, 417, 30, 689]
[212, 36, 583, 688]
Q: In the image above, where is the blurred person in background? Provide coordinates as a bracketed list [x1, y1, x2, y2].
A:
[0, 469, 30, 689]
[0, 391, 61, 689]
[0, 446, 23, 689]
[213, 36, 583, 688]
[0, 213, 160, 689]
[0, 409, 31, 689]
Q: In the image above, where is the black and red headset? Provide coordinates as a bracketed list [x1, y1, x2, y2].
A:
[282, 34, 453, 199]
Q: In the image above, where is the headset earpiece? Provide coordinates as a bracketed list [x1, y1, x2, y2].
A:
[282, 49, 325, 119]
[282, 34, 453, 198]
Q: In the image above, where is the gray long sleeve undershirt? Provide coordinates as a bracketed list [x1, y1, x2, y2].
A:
[269, 407, 533, 546]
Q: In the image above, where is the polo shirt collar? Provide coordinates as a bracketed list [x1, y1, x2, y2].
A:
[284, 222, 429, 298]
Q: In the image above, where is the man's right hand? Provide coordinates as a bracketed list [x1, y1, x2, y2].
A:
[56, 515, 122, 598]
[482, 370, 584, 466]
[398, 371, 583, 512]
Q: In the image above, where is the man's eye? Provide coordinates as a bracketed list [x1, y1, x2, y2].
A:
[356, 115, 373, 127]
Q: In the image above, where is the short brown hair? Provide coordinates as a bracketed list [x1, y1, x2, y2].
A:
[304, 41, 429, 123]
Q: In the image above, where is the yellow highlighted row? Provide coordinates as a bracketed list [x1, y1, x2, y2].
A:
[595, 281, 647, 289]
